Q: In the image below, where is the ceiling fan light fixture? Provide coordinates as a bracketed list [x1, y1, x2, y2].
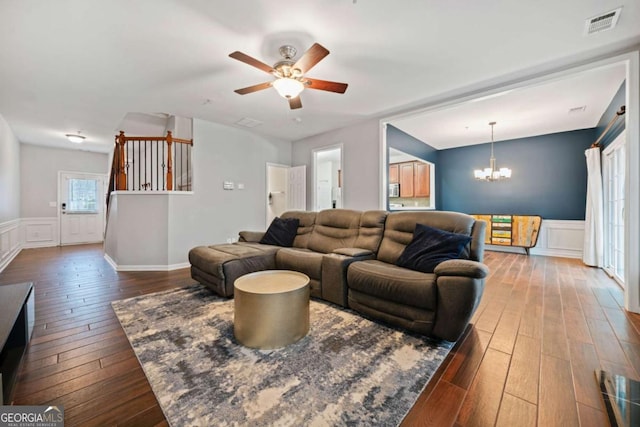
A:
[66, 133, 85, 143]
[272, 78, 304, 99]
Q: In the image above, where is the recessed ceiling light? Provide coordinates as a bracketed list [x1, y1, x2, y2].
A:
[66, 133, 86, 143]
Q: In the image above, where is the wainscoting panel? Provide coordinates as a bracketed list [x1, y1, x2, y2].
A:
[0, 219, 21, 273]
[486, 219, 585, 259]
[22, 217, 59, 248]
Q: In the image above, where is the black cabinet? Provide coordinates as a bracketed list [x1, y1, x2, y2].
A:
[0, 282, 34, 404]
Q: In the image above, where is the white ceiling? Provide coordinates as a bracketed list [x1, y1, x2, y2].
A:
[390, 63, 627, 149]
[0, 0, 639, 154]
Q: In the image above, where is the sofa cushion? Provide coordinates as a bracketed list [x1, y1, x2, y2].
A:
[396, 224, 471, 273]
[353, 210, 388, 253]
[188, 243, 278, 277]
[377, 211, 476, 264]
[260, 217, 299, 247]
[275, 248, 323, 281]
[307, 209, 362, 254]
[281, 211, 316, 248]
[347, 260, 437, 311]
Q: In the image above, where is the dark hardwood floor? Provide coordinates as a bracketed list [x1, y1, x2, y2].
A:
[1, 244, 638, 426]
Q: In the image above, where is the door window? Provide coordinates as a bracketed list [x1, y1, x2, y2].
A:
[68, 179, 99, 213]
[603, 134, 625, 287]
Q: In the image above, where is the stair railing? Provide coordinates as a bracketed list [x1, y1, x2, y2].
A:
[106, 131, 193, 209]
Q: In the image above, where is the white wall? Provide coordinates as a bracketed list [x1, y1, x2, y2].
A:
[20, 144, 109, 218]
[292, 119, 380, 211]
[166, 119, 291, 265]
[0, 114, 21, 223]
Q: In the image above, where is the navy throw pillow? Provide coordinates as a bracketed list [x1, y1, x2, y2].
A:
[259, 217, 300, 247]
[396, 224, 472, 273]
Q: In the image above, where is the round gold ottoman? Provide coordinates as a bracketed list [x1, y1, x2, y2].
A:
[233, 270, 310, 349]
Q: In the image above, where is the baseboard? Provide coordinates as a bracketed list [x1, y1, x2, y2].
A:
[104, 254, 189, 272]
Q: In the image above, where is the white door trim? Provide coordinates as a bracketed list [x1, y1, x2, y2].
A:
[312, 143, 344, 211]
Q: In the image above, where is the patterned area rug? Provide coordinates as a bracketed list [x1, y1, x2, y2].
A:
[112, 284, 453, 426]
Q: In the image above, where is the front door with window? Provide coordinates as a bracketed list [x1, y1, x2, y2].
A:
[59, 172, 106, 245]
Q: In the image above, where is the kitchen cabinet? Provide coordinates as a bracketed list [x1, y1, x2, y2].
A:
[400, 163, 414, 197]
[414, 162, 430, 197]
[389, 161, 430, 199]
[389, 164, 399, 184]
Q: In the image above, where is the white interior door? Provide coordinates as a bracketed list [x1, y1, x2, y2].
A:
[603, 131, 625, 287]
[60, 172, 106, 245]
[266, 164, 307, 226]
[288, 165, 306, 211]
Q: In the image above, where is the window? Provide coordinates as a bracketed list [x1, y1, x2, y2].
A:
[68, 179, 99, 213]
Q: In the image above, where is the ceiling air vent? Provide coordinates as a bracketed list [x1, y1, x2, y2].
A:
[585, 7, 622, 35]
[235, 117, 263, 128]
[568, 106, 587, 114]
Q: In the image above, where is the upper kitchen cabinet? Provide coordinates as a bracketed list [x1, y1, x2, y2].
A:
[414, 162, 430, 197]
[389, 164, 399, 184]
[400, 162, 415, 197]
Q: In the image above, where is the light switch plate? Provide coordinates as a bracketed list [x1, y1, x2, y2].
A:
[223, 181, 234, 190]
[237, 183, 245, 190]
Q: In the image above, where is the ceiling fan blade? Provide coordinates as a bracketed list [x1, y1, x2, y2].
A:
[229, 51, 275, 74]
[234, 81, 272, 95]
[289, 97, 302, 110]
[293, 43, 329, 74]
[305, 78, 348, 94]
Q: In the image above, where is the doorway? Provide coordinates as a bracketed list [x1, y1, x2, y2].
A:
[313, 145, 343, 210]
[266, 164, 306, 226]
[59, 172, 107, 245]
[603, 131, 626, 287]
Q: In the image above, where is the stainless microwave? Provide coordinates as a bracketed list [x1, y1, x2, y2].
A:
[389, 183, 400, 197]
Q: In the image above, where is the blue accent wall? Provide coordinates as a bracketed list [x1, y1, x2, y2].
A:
[438, 129, 596, 219]
[596, 81, 626, 148]
[387, 124, 440, 206]
[387, 124, 438, 163]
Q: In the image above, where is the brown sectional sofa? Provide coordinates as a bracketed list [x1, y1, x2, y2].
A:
[188, 209, 488, 341]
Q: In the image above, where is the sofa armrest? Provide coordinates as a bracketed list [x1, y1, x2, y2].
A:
[321, 252, 376, 307]
[434, 259, 489, 279]
[238, 231, 265, 243]
[332, 247, 373, 257]
[431, 260, 489, 341]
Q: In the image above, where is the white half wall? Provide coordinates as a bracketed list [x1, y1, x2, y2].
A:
[292, 119, 380, 211]
[104, 119, 292, 270]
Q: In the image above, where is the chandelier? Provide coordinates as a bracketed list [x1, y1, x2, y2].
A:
[474, 121, 512, 181]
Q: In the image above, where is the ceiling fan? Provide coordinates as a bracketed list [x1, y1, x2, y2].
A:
[229, 43, 348, 110]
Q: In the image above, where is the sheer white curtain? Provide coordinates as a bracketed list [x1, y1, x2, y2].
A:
[583, 147, 604, 267]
